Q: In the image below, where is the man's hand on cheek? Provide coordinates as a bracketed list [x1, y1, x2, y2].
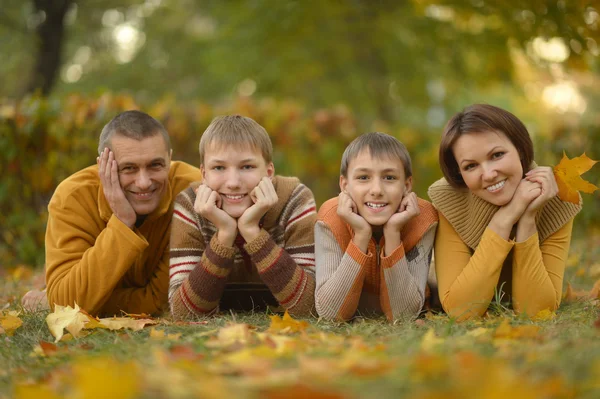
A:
[238, 177, 278, 242]
[194, 184, 238, 246]
[98, 148, 137, 229]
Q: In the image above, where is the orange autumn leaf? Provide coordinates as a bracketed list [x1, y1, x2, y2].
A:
[563, 280, 600, 303]
[267, 311, 309, 334]
[553, 152, 598, 204]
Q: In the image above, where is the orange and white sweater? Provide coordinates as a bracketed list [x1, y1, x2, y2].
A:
[168, 176, 317, 320]
[314, 197, 438, 322]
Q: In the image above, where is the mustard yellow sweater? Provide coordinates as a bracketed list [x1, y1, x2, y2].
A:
[428, 177, 581, 321]
[45, 161, 200, 316]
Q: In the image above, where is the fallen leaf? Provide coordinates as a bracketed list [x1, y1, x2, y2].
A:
[262, 384, 347, 399]
[39, 341, 59, 356]
[0, 312, 23, 336]
[563, 280, 600, 303]
[206, 323, 254, 349]
[45, 303, 91, 342]
[553, 152, 598, 204]
[533, 309, 556, 321]
[493, 319, 540, 340]
[268, 311, 309, 333]
[420, 328, 444, 352]
[96, 317, 158, 331]
[149, 327, 182, 341]
[72, 357, 140, 399]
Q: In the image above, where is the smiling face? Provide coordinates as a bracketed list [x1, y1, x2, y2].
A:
[340, 150, 412, 227]
[201, 144, 274, 218]
[111, 133, 171, 216]
[452, 130, 523, 206]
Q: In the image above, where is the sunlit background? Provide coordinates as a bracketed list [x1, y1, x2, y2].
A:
[1, 0, 599, 267]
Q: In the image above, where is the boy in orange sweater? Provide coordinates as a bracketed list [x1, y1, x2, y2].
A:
[315, 132, 438, 321]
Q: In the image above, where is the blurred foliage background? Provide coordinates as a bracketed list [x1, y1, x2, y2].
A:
[1, 0, 599, 268]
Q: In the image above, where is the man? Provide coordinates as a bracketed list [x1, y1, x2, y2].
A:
[23, 110, 200, 316]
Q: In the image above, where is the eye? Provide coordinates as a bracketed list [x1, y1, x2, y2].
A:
[212, 166, 225, 171]
[463, 163, 476, 171]
[383, 175, 397, 181]
[491, 151, 505, 159]
[241, 164, 256, 170]
[150, 162, 164, 169]
[120, 166, 135, 173]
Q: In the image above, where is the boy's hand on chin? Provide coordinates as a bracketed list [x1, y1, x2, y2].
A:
[194, 184, 237, 246]
[337, 191, 371, 236]
[238, 177, 278, 242]
[384, 192, 420, 233]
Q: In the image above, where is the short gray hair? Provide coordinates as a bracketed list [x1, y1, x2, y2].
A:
[340, 132, 412, 178]
[98, 110, 171, 155]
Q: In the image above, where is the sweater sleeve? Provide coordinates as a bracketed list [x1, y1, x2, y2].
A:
[168, 191, 236, 320]
[435, 213, 514, 321]
[314, 220, 371, 321]
[380, 224, 436, 321]
[100, 245, 170, 316]
[45, 196, 149, 316]
[244, 184, 317, 317]
[511, 219, 573, 316]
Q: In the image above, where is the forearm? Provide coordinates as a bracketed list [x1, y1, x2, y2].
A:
[245, 229, 315, 317]
[512, 221, 572, 315]
[436, 225, 513, 321]
[45, 215, 147, 315]
[169, 235, 236, 320]
[380, 228, 435, 320]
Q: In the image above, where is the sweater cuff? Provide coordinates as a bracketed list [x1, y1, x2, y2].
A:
[380, 243, 405, 269]
[482, 227, 515, 249]
[514, 231, 539, 252]
[107, 214, 148, 250]
[346, 240, 373, 265]
[210, 234, 237, 259]
[243, 228, 271, 255]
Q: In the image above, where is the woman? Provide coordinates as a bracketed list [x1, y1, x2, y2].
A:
[428, 104, 581, 321]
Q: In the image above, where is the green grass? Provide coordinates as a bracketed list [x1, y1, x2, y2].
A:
[2, 234, 600, 398]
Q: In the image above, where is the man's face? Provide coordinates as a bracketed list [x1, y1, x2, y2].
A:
[110, 134, 171, 216]
[201, 144, 274, 218]
[340, 150, 412, 227]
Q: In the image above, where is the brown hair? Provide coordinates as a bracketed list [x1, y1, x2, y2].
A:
[98, 110, 171, 155]
[439, 104, 534, 188]
[340, 132, 412, 178]
[199, 115, 273, 165]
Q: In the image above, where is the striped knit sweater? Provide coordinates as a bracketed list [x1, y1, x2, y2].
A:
[169, 176, 317, 320]
[315, 197, 439, 322]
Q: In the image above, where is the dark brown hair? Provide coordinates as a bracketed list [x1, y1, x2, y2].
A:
[439, 104, 534, 188]
[98, 110, 171, 155]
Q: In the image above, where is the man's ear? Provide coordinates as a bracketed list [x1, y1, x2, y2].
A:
[169, 149, 173, 161]
[339, 175, 348, 192]
[405, 176, 413, 194]
[267, 162, 275, 178]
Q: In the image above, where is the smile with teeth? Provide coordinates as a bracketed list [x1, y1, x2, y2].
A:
[486, 180, 506, 192]
[223, 194, 246, 200]
[132, 190, 155, 199]
[366, 202, 387, 209]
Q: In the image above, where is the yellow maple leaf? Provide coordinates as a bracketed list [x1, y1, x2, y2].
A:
[0, 312, 23, 336]
[532, 309, 556, 321]
[45, 303, 91, 342]
[95, 316, 158, 331]
[267, 311, 309, 333]
[553, 152, 598, 204]
[493, 318, 540, 340]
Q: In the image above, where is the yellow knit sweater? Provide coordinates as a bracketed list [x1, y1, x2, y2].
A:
[428, 177, 581, 321]
[45, 161, 200, 316]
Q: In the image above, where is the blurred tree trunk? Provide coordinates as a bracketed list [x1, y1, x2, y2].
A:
[24, 0, 73, 96]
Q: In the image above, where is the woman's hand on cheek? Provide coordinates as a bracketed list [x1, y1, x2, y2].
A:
[523, 166, 558, 217]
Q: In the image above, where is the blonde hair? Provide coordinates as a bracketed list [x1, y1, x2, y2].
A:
[340, 132, 412, 178]
[199, 115, 273, 165]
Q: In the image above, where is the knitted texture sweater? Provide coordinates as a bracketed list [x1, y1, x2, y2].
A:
[315, 197, 439, 322]
[168, 176, 317, 320]
[45, 161, 201, 316]
[428, 177, 582, 320]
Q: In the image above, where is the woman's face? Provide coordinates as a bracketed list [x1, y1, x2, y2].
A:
[452, 130, 523, 206]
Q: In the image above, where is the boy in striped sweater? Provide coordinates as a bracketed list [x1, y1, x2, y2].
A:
[315, 133, 438, 322]
[169, 115, 316, 319]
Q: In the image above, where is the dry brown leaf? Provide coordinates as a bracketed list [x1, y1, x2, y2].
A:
[553, 152, 598, 204]
[96, 317, 158, 331]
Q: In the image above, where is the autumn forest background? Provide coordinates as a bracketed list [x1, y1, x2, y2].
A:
[1, 0, 599, 269]
[3, 1, 600, 398]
